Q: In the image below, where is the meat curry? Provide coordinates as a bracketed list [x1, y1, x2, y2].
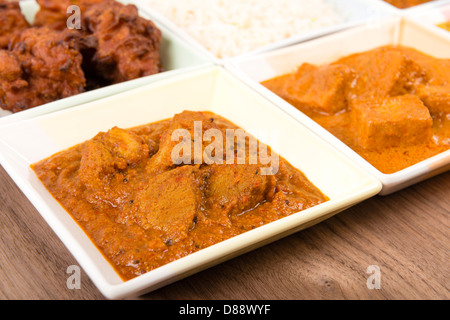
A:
[32, 111, 328, 280]
[262, 46, 450, 174]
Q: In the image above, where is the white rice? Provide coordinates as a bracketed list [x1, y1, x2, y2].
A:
[147, 0, 344, 59]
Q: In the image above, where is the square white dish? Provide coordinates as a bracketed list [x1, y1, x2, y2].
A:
[0, 66, 381, 299]
[369, 0, 450, 14]
[227, 16, 450, 195]
[137, 0, 391, 64]
[0, 0, 212, 123]
[406, 2, 450, 39]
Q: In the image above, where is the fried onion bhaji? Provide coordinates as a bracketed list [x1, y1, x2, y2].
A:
[0, 0, 30, 49]
[82, 1, 162, 84]
[33, 0, 112, 30]
[0, 27, 85, 112]
[0, 0, 163, 113]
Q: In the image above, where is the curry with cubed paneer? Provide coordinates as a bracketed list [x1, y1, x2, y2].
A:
[262, 46, 450, 174]
[31, 111, 328, 281]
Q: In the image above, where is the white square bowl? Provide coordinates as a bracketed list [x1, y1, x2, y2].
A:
[0, 0, 212, 122]
[137, 0, 392, 64]
[227, 16, 450, 195]
[406, 2, 450, 39]
[368, 0, 450, 14]
[0, 66, 381, 299]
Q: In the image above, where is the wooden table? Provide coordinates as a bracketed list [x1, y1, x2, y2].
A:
[0, 164, 448, 300]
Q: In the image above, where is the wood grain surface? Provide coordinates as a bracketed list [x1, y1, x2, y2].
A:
[0, 164, 448, 300]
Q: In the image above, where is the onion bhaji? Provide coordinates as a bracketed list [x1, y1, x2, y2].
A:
[34, 0, 111, 31]
[0, 0, 163, 113]
[82, 1, 162, 84]
[0, 0, 30, 49]
[35, 0, 163, 84]
[0, 27, 86, 112]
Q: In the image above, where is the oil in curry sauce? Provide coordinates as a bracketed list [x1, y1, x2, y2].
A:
[261, 46, 450, 174]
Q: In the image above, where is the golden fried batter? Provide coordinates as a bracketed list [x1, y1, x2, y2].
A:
[0, 0, 30, 49]
[82, 1, 162, 84]
[0, 27, 85, 112]
[0, 0, 163, 113]
[34, 0, 111, 30]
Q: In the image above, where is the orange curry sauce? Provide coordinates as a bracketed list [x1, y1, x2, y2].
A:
[383, 0, 434, 9]
[262, 46, 450, 174]
[32, 111, 328, 280]
[437, 22, 450, 32]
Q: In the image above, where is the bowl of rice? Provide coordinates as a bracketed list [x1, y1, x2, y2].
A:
[139, 0, 391, 62]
